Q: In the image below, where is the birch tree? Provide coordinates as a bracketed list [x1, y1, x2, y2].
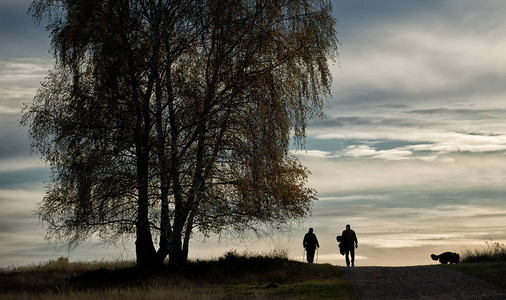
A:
[23, 0, 338, 268]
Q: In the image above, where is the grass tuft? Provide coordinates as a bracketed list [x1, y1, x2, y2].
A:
[461, 241, 506, 263]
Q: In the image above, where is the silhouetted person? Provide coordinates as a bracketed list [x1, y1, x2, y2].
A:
[303, 228, 319, 263]
[341, 224, 358, 267]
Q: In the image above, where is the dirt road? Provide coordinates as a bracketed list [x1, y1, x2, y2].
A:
[341, 265, 506, 299]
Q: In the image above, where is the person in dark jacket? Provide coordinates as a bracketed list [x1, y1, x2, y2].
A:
[303, 228, 319, 263]
[341, 224, 358, 267]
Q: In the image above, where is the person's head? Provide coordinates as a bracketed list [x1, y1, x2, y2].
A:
[309, 228, 313, 233]
[346, 224, 351, 229]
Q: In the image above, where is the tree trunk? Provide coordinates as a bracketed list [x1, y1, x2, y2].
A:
[133, 58, 157, 269]
[182, 211, 195, 262]
[155, 67, 170, 265]
[135, 144, 157, 269]
[168, 230, 186, 267]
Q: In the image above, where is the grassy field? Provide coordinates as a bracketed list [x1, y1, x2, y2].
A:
[0, 252, 354, 300]
[3, 242, 505, 299]
[448, 261, 506, 291]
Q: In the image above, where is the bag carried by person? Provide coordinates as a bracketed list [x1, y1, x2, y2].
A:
[336, 236, 345, 255]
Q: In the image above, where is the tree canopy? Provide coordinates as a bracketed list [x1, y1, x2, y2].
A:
[22, 0, 338, 268]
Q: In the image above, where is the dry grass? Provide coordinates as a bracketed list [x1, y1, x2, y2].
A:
[461, 241, 506, 263]
[0, 285, 223, 300]
[0, 251, 354, 300]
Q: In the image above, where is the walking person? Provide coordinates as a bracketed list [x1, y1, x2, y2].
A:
[341, 224, 358, 267]
[303, 228, 319, 263]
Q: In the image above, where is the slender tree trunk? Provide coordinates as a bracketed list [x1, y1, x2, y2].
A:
[148, 12, 171, 264]
[134, 113, 157, 268]
[154, 56, 170, 264]
[183, 211, 195, 262]
[132, 57, 157, 269]
[161, 29, 189, 267]
[168, 229, 186, 267]
[180, 120, 207, 263]
[135, 144, 157, 269]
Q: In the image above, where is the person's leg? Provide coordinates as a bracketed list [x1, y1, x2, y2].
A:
[350, 248, 355, 266]
[307, 248, 315, 263]
[345, 250, 350, 267]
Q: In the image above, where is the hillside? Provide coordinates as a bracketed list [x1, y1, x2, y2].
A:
[2, 253, 506, 299]
[0, 252, 353, 299]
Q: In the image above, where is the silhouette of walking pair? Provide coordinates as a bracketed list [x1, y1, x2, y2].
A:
[304, 225, 358, 267]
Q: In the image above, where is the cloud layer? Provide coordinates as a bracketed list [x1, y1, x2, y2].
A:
[289, 0, 506, 265]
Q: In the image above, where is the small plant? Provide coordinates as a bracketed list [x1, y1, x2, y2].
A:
[461, 241, 506, 263]
[267, 248, 290, 260]
[39, 257, 70, 271]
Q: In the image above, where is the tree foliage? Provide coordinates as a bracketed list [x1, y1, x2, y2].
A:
[22, 0, 338, 268]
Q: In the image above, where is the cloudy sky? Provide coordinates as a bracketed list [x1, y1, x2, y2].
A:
[1, 0, 506, 268]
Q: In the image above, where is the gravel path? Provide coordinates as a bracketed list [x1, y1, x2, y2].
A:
[341, 265, 506, 299]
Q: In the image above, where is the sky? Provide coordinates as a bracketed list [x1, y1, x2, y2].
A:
[1, 0, 506, 268]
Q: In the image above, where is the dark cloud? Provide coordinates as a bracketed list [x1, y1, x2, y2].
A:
[0, 120, 31, 160]
[311, 116, 433, 128]
[0, 211, 37, 232]
[300, 135, 425, 154]
[0, 0, 50, 58]
[333, 0, 442, 41]
[332, 89, 402, 107]
[378, 104, 410, 109]
[0, 167, 49, 189]
[406, 108, 506, 120]
[300, 137, 360, 152]
[316, 188, 506, 211]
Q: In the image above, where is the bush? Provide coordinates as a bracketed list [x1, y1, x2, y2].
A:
[461, 241, 506, 263]
[43, 257, 70, 270]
